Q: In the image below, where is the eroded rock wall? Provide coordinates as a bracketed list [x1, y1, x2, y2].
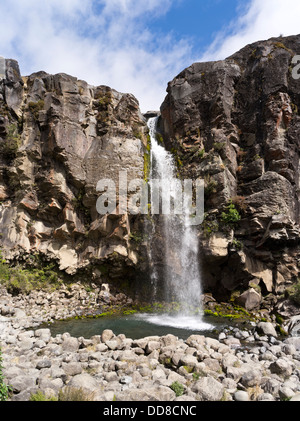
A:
[160, 35, 300, 303]
[0, 60, 148, 287]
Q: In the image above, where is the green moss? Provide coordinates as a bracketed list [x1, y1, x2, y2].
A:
[223, 314, 243, 320]
[183, 366, 194, 374]
[275, 313, 284, 325]
[276, 325, 288, 337]
[155, 133, 164, 144]
[204, 309, 219, 317]
[204, 301, 258, 323]
[122, 309, 137, 315]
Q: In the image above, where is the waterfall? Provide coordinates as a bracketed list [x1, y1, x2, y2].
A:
[147, 117, 203, 315]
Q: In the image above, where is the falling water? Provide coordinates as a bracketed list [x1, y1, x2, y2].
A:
[147, 117, 203, 315]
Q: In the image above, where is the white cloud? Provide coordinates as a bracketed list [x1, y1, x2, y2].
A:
[201, 0, 300, 62]
[0, 0, 190, 112]
[3, 0, 299, 112]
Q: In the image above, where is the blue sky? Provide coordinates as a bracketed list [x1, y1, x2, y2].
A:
[149, 0, 243, 52]
[0, 0, 299, 111]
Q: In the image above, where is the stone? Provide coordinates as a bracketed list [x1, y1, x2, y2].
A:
[240, 369, 262, 388]
[203, 358, 222, 373]
[106, 340, 120, 351]
[202, 233, 230, 263]
[222, 353, 240, 371]
[192, 376, 224, 401]
[18, 338, 35, 351]
[36, 359, 52, 370]
[152, 368, 166, 381]
[263, 378, 281, 396]
[257, 322, 278, 337]
[61, 362, 83, 377]
[284, 337, 300, 351]
[38, 377, 63, 393]
[186, 335, 206, 348]
[104, 372, 118, 382]
[96, 344, 108, 352]
[257, 393, 276, 401]
[269, 359, 293, 377]
[234, 391, 250, 402]
[282, 344, 296, 356]
[34, 328, 51, 343]
[101, 329, 115, 343]
[279, 386, 295, 401]
[61, 337, 79, 352]
[119, 376, 133, 385]
[290, 393, 300, 402]
[145, 341, 161, 354]
[118, 350, 137, 363]
[160, 334, 178, 347]
[180, 354, 198, 370]
[10, 375, 37, 393]
[235, 288, 262, 311]
[67, 373, 99, 393]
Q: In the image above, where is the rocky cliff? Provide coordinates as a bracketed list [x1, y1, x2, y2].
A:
[0, 59, 148, 290]
[1, 34, 300, 318]
[160, 35, 300, 315]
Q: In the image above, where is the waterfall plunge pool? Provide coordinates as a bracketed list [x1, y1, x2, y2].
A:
[46, 312, 232, 341]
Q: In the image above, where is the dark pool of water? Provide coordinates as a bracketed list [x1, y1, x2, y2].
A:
[46, 313, 235, 341]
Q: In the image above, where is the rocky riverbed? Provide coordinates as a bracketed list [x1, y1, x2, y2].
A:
[1, 284, 300, 402]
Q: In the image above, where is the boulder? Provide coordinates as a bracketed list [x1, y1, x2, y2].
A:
[67, 373, 99, 393]
[235, 288, 262, 311]
[269, 359, 293, 377]
[234, 391, 250, 402]
[61, 337, 80, 353]
[192, 376, 224, 401]
[256, 322, 278, 337]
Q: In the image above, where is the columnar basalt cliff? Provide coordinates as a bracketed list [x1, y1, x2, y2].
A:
[160, 35, 300, 314]
[1, 35, 300, 319]
[0, 59, 149, 288]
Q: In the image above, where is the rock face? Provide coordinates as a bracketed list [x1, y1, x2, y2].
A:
[160, 34, 300, 308]
[0, 60, 148, 288]
[1, 35, 300, 316]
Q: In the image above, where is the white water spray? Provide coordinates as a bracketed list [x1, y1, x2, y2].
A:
[147, 117, 203, 314]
